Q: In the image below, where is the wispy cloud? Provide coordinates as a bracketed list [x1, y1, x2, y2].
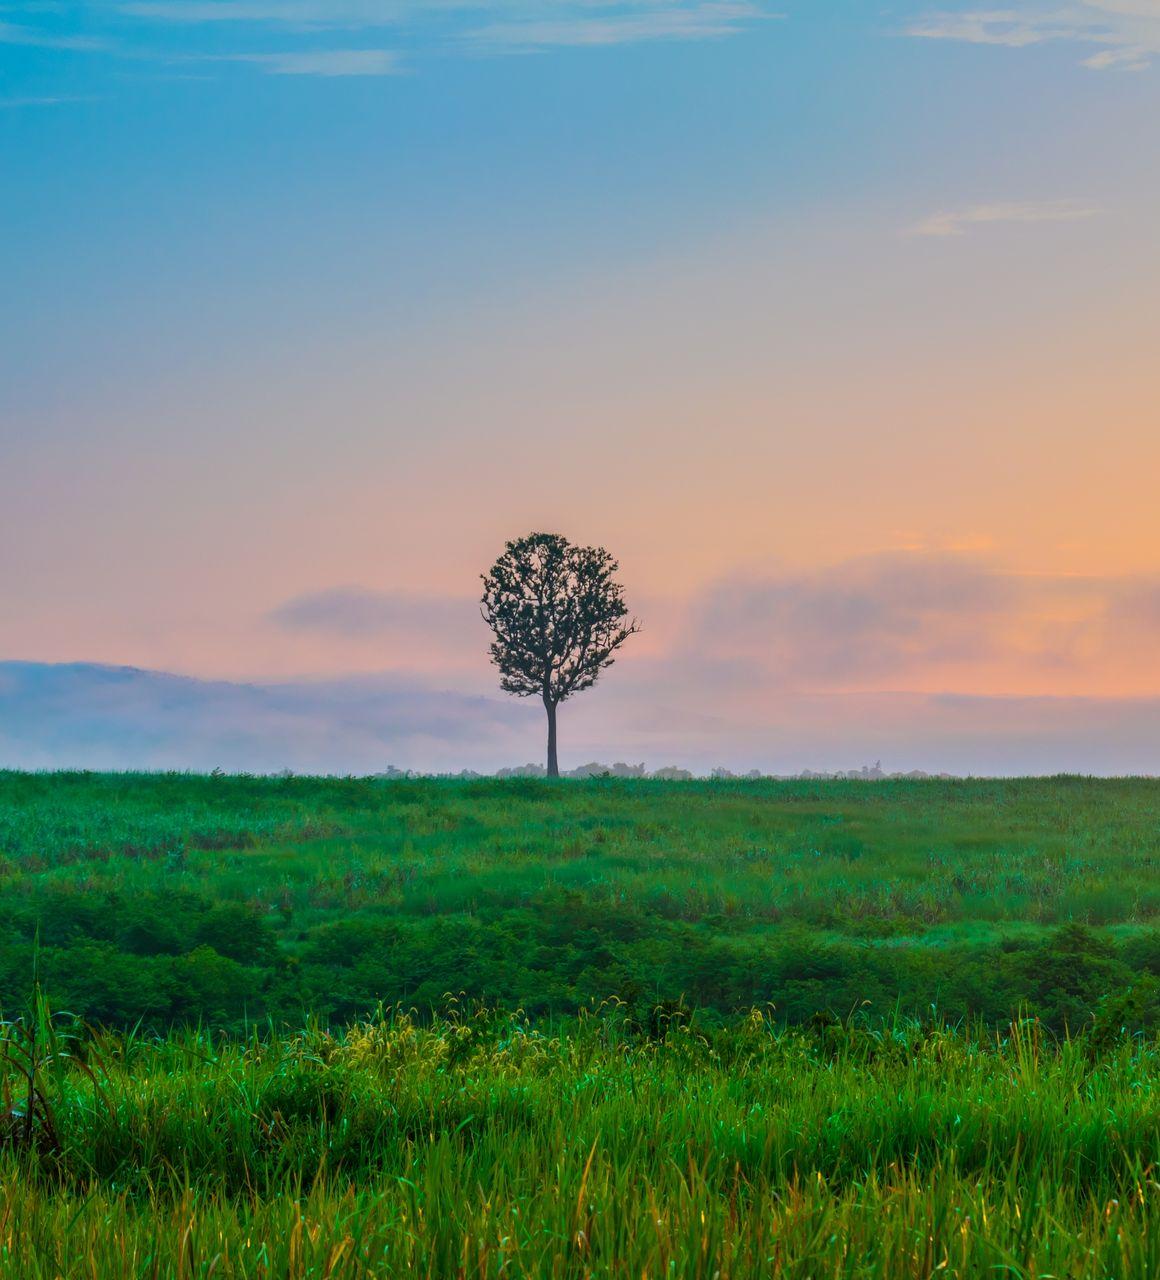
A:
[669, 551, 1160, 700]
[464, 3, 769, 51]
[682, 553, 1019, 685]
[0, 94, 98, 106]
[113, 0, 420, 26]
[906, 4, 1160, 71]
[1082, 43, 1151, 69]
[218, 47, 402, 74]
[268, 588, 482, 667]
[270, 588, 474, 636]
[0, 18, 110, 50]
[111, 0, 773, 50]
[905, 9, 1081, 49]
[2, 2, 774, 84]
[905, 199, 1102, 238]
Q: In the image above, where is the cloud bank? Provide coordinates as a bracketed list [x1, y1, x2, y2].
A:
[4, 661, 1160, 776]
[258, 552, 1160, 702]
[666, 552, 1160, 699]
[9, 551, 1160, 775]
[0, 663, 530, 774]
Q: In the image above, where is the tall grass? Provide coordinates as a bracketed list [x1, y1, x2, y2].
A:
[0, 1003, 1158, 1276]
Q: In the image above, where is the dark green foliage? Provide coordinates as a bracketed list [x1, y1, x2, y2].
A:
[1089, 976, 1160, 1052]
[480, 533, 639, 702]
[194, 902, 278, 964]
[480, 532, 639, 774]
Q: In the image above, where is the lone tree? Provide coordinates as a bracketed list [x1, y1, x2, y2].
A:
[481, 532, 640, 778]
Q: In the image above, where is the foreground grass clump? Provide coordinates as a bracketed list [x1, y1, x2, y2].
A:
[1, 1005, 1158, 1277]
[1, 771, 1160, 1030]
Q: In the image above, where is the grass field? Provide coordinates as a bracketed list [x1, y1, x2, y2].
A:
[2, 1002, 1159, 1277]
[1, 771, 1158, 1276]
[0, 771, 1158, 1031]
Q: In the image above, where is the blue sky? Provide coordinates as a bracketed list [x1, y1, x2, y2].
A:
[3, 1, 1160, 771]
[4, 1, 1154, 434]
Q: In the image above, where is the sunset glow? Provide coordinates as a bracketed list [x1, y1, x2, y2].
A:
[3, 1, 1159, 771]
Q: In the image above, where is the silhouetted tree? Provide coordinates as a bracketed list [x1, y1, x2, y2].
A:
[481, 533, 640, 777]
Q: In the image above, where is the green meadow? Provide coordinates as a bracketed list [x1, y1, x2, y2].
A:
[1, 771, 1159, 1276]
[1, 771, 1158, 1031]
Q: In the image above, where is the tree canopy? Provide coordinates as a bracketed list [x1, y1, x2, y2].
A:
[481, 532, 639, 776]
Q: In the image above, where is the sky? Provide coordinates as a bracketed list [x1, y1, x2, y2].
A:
[2, 1, 1160, 773]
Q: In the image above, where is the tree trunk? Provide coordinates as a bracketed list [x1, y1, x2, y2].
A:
[544, 698, 559, 778]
